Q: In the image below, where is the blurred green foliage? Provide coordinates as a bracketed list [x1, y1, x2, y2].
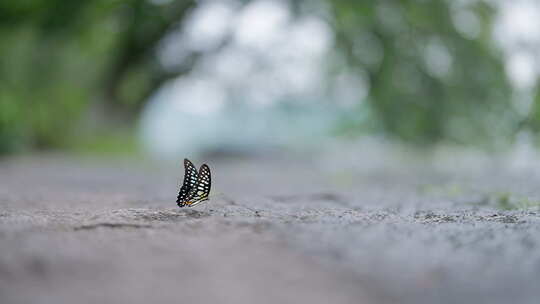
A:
[327, 0, 518, 145]
[0, 0, 195, 153]
[0, 0, 535, 154]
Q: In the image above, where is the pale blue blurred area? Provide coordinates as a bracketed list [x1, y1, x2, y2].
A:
[140, 0, 346, 159]
[139, 77, 340, 158]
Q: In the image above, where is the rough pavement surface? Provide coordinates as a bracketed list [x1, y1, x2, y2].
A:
[1, 153, 540, 304]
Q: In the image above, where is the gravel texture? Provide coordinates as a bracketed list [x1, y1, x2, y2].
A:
[1, 153, 540, 304]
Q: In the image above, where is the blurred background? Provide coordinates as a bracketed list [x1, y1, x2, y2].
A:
[4, 3, 540, 303]
[1, 0, 540, 159]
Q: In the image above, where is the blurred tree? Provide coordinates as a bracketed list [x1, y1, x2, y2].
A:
[0, 0, 197, 153]
[0, 0, 528, 154]
[325, 0, 517, 145]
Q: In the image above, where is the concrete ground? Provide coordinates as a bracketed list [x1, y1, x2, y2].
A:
[1, 151, 539, 304]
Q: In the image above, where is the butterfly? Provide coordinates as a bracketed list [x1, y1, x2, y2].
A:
[176, 158, 212, 208]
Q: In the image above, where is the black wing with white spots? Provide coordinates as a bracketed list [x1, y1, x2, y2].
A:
[176, 158, 199, 207]
[184, 164, 211, 207]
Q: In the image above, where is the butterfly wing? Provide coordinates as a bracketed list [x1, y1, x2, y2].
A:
[176, 158, 199, 207]
[185, 164, 211, 207]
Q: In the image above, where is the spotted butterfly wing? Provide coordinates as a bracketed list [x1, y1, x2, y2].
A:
[184, 164, 211, 207]
[176, 158, 199, 207]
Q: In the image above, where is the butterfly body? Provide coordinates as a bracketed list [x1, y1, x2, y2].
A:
[176, 159, 212, 208]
